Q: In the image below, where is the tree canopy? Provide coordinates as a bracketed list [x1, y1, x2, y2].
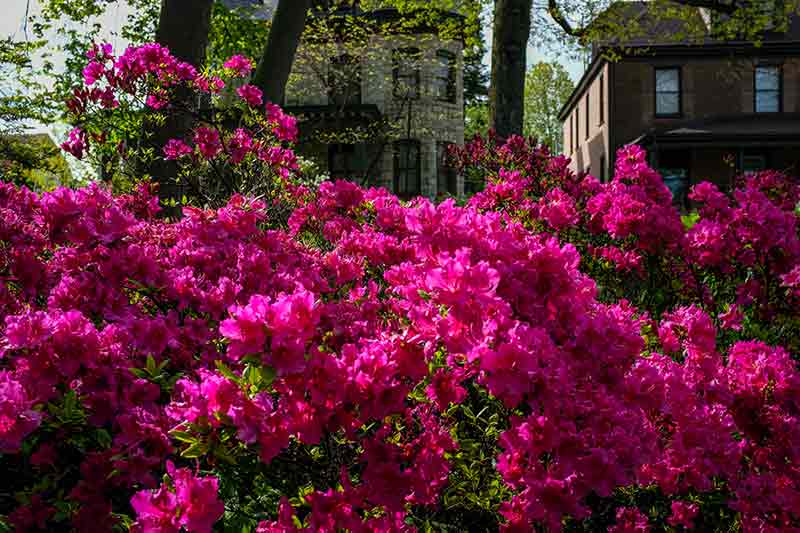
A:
[523, 61, 574, 153]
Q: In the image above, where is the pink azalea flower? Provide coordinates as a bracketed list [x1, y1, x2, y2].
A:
[223, 54, 254, 77]
[237, 84, 263, 107]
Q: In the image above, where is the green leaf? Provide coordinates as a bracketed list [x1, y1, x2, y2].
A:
[170, 430, 196, 444]
[180, 441, 207, 459]
[681, 211, 700, 230]
[215, 359, 240, 384]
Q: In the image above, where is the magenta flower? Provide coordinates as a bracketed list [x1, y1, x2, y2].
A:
[265, 102, 298, 142]
[130, 486, 179, 533]
[0, 372, 42, 453]
[170, 465, 225, 533]
[195, 75, 225, 94]
[193, 127, 222, 159]
[223, 54, 254, 77]
[131, 464, 223, 533]
[610, 507, 650, 532]
[83, 61, 106, 86]
[237, 84, 263, 107]
[227, 128, 254, 164]
[60, 127, 88, 159]
[668, 501, 699, 529]
[163, 139, 193, 160]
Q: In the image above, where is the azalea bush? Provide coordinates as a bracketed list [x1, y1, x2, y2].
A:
[62, 43, 299, 207]
[452, 135, 800, 354]
[1, 43, 800, 533]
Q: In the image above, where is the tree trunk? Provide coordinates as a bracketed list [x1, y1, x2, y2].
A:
[489, 0, 532, 141]
[155, 0, 214, 68]
[252, 0, 313, 105]
[150, 0, 214, 216]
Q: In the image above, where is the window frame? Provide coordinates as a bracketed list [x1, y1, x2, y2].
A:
[436, 141, 458, 196]
[328, 53, 361, 106]
[392, 47, 421, 100]
[654, 66, 682, 118]
[754, 64, 782, 113]
[574, 107, 579, 152]
[393, 139, 421, 198]
[433, 49, 457, 103]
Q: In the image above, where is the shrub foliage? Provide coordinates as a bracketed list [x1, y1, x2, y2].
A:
[0, 43, 799, 533]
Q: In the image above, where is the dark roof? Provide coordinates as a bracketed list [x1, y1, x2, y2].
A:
[591, 1, 800, 50]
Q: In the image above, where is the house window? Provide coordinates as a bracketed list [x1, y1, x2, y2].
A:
[393, 140, 421, 198]
[599, 74, 604, 124]
[436, 141, 457, 196]
[434, 50, 457, 103]
[755, 65, 781, 113]
[655, 67, 681, 116]
[574, 107, 579, 152]
[393, 47, 421, 99]
[585, 94, 590, 139]
[329, 54, 361, 106]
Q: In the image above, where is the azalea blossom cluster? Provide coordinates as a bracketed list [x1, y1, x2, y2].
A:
[2, 41, 800, 533]
[62, 44, 299, 199]
[2, 143, 799, 532]
[457, 137, 800, 352]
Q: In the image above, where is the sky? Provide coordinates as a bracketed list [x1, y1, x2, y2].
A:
[3, 0, 584, 134]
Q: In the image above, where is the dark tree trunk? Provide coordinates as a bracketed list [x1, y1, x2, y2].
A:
[155, 0, 214, 67]
[252, 0, 313, 105]
[489, 0, 532, 141]
[150, 0, 214, 217]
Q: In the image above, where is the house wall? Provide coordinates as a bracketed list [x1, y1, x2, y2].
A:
[563, 63, 610, 180]
[563, 54, 800, 177]
[612, 56, 800, 150]
[285, 33, 465, 198]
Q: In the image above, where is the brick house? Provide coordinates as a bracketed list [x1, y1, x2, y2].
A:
[281, 3, 466, 199]
[558, 3, 800, 205]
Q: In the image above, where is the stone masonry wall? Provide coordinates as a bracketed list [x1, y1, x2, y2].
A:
[286, 32, 465, 199]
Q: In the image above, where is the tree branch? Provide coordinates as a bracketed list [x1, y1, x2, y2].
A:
[547, 0, 588, 38]
[546, 0, 742, 40]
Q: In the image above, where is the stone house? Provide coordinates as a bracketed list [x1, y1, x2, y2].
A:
[222, 0, 276, 19]
[282, 5, 466, 199]
[558, 2, 800, 205]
